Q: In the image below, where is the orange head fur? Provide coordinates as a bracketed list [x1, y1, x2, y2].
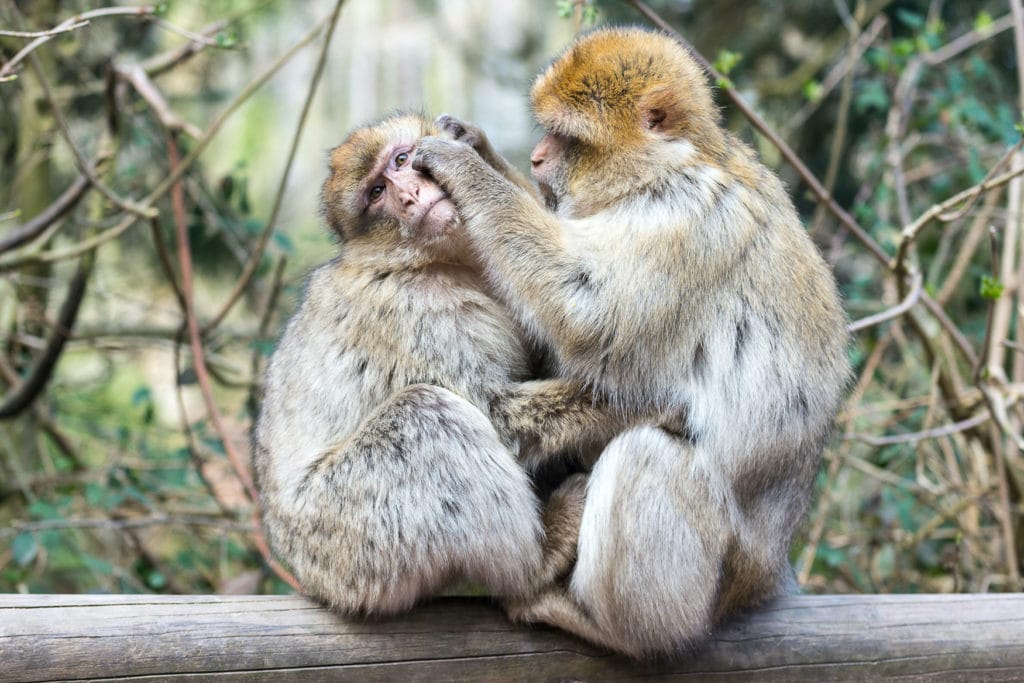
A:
[531, 27, 719, 149]
[321, 112, 437, 241]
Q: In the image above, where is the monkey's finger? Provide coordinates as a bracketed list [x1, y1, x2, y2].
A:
[435, 114, 466, 139]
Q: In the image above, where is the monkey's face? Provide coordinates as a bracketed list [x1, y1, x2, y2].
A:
[323, 114, 460, 247]
[365, 140, 459, 243]
[530, 132, 570, 212]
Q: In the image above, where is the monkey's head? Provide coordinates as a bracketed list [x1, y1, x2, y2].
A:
[322, 113, 460, 248]
[529, 27, 724, 213]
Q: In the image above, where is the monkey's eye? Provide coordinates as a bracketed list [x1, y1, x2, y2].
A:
[394, 151, 409, 167]
[368, 184, 385, 201]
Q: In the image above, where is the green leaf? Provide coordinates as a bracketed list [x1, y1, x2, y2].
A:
[555, 0, 573, 18]
[974, 10, 994, 32]
[895, 9, 924, 29]
[802, 80, 822, 102]
[28, 500, 61, 520]
[131, 386, 152, 407]
[145, 570, 168, 590]
[272, 230, 295, 253]
[892, 38, 916, 59]
[12, 533, 37, 567]
[980, 275, 1004, 300]
[215, 31, 238, 48]
[855, 80, 889, 113]
[249, 339, 276, 357]
[713, 49, 742, 76]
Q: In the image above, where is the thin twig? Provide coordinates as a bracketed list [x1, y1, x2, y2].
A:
[847, 269, 924, 332]
[845, 411, 991, 447]
[0, 20, 89, 39]
[0, 174, 91, 254]
[152, 17, 235, 48]
[205, 0, 347, 333]
[116, 64, 202, 139]
[893, 152, 1024, 276]
[0, 255, 93, 419]
[0, 515, 253, 539]
[785, 15, 887, 135]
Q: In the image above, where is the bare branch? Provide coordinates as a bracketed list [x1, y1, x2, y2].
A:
[0, 174, 91, 254]
[848, 270, 924, 333]
[845, 411, 990, 447]
[0, 515, 253, 539]
[0, 255, 93, 419]
[0, 20, 88, 39]
[116, 64, 202, 139]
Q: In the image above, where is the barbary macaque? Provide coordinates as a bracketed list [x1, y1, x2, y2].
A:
[413, 28, 851, 658]
[253, 113, 617, 616]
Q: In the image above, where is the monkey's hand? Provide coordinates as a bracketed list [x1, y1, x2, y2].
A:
[436, 114, 489, 153]
[413, 136, 510, 209]
[435, 115, 541, 200]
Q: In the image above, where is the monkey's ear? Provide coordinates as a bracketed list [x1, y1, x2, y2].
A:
[639, 88, 685, 136]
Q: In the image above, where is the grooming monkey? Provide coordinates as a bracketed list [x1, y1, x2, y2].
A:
[414, 28, 851, 657]
[253, 113, 617, 616]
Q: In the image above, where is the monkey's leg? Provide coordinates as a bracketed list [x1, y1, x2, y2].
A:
[289, 383, 545, 615]
[537, 472, 587, 585]
[568, 425, 730, 658]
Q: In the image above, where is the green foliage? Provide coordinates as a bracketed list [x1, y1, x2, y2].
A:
[979, 275, 1004, 300]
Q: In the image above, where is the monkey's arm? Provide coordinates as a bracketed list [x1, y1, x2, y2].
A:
[435, 115, 541, 202]
[414, 137, 612, 368]
[490, 379, 625, 470]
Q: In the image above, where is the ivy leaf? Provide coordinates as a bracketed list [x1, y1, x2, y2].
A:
[12, 533, 38, 567]
[980, 275, 1004, 300]
[216, 31, 238, 48]
[974, 10, 994, 33]
[713, 49, 742, 76]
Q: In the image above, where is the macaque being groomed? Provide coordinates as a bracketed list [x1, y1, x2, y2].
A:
[253, 113, 617, 616]
[414, 28, 851, 658]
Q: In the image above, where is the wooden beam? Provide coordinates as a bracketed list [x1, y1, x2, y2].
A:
[2, 593, 1023, 681]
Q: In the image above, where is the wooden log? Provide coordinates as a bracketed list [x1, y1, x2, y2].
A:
[1, 593, 1023, 681]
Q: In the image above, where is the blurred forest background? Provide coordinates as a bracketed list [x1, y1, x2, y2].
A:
[1, 0, 1023, 598]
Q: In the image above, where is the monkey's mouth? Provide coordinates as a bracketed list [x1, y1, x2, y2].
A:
[538, 182, 559, 211]
[415, 196, 458, 240]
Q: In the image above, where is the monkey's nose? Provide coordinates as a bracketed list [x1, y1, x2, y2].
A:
[530, 154, 544, 169]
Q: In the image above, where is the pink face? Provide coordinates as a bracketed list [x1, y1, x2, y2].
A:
[365, 142, 459, 241]
[530, 132, 569, 210]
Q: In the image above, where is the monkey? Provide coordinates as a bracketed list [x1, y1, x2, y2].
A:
[412, 28, 851, 658]
[252, 112, 620, 617]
